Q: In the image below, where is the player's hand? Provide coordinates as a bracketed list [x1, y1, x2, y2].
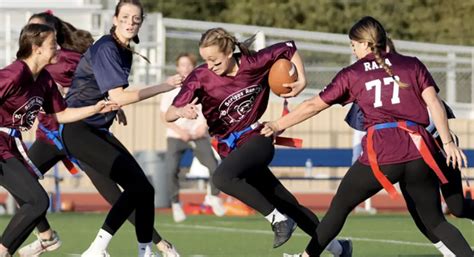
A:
[115, 108, 127, 126]
[261, 121, 280, 137]
[176, 98, 198, 119]
[166, 74, 184, 87]
[443, 141, 468, 169]
[95, 100, 119, 113]
[280, 78, 306, 98]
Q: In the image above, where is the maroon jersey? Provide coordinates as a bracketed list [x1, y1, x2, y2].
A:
[173, 41, 297, 157]
[320, 52, 439, 165]
[0, 60, 66, 161]
[36, 49, 81, 144]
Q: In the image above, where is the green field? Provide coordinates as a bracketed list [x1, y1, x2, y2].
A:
[2, 212, 472, 257]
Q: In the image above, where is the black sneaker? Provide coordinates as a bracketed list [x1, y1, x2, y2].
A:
[272, 217, 297, 248]
[339, 239, 353, 257]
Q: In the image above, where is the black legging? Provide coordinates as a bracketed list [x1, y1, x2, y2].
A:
[403, 151, 474, 244]
[24, 139, 163, 245]
[0, 158, 49, 255]
[60, 121, 155, 243]
[305, 159, 472, 257]
[212, 135, 319, 235]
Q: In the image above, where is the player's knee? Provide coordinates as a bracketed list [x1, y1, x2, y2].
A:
[30, 192, 50, 216]
[212, 171, 230, 191]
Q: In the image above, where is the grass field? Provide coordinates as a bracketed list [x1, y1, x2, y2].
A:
[2, 212, 472, 257]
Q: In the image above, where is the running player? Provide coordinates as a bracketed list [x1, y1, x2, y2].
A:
[262, 16, 472, 256]
[17, 11, 180, 257]
[0, 23, 117, 257]
[165, 27, 352, 256]
[61, 0, 183, 256]
[345, 38, 474, 257]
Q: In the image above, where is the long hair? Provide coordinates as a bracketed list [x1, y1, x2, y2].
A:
[199, 27, 256, 56]
[349, 16, 408, 88]
[29, 12, 93, 54]
[109, 0, 149, 63]
[16, 23, 55, 59]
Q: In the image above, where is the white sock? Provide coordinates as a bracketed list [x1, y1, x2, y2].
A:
[325, 239, 342, 256]
[138, 242, 153, 256]
[265, 209, 287, 224]
[89, 229, 112, 252]
[434, 241, 455, 257]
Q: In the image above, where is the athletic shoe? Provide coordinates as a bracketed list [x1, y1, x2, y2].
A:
[338, 239, 353, 257]
[171, 202, 186, 223]
[283, 254, 302, 257]
[18, 230, 62, 257]
[157, 240, 180, 257]
[80, 248, 110, 257]
[203, 195, 226, 217]
[272, 217, 297, 248]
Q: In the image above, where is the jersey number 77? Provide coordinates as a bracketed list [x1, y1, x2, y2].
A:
[365, 76, 401, 108]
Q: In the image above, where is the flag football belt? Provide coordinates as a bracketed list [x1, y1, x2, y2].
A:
[0, 127, 43, 179]
[39, 124, 79, 175]
[367, 120, 448, 199]
[274, 99, 303, 148]
[220, 122, 260, 150]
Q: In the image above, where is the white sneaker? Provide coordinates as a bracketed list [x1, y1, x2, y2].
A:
[19, 230, 62, 257]
[157, 240, 180, 257]
[81, 248, 110, 257]
[283, 254, 302, 257]
[171, 202, 186, 223]
[204, 195, 226, 217]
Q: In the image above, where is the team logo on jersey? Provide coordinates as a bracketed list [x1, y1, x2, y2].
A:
[12, 96, 44, 131]
[218, 85, 262, 125]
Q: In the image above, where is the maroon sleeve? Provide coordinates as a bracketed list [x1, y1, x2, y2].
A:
[42, 75, 67, 114]
[172, 71, 201, 107]
[246, 41, 297, 70]
[415, 57, 439, 93]
[319, 68, 354, 106]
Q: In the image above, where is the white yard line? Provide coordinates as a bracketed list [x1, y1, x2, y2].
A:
[163, 223, 433, 248]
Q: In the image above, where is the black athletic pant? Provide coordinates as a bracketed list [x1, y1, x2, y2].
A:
[305, 159, 472, 257]
[25, 140, 163, 245]
[212, 135, 319, 235]
[403, 152, 474, 244]
[0, 158, 49, 255]
[61, 121, 155, 243]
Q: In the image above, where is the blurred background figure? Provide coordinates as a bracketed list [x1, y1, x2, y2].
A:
[160, 53, 225, 222]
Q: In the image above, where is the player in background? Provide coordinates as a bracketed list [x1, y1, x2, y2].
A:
[160, 53, 225, 223]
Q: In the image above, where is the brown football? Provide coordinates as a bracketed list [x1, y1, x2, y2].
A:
[268, 59, 298, 96]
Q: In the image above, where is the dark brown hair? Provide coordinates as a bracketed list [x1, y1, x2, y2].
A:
[16, 23, 55, 59]
[199, 27, 256, 56]
[349, 16, 408, 88]
[29, 12, 93, 54]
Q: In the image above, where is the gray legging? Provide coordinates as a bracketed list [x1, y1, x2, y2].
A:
[0, 158, 49, 255]
[165, 137, 219, 203]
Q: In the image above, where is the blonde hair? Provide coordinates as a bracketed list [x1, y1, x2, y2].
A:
[199, 27, 256, 56]
[349, 16, 408, 88]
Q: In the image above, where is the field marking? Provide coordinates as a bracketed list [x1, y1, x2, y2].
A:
[162, 223, 434, 248]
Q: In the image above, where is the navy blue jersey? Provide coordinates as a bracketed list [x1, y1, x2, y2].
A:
[66, 35, 132, 129]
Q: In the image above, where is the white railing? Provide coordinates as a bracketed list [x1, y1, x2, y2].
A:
[0, 9, 473, 118]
